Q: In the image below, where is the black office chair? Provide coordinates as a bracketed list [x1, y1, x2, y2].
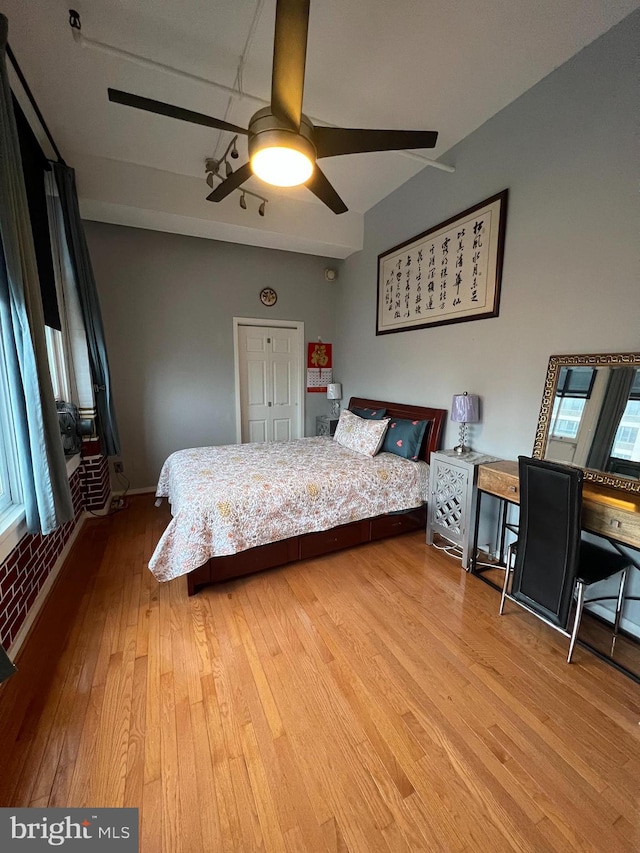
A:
[499, 456, 630, 662]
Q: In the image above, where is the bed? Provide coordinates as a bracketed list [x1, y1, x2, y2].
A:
[150, 397, 446, 594]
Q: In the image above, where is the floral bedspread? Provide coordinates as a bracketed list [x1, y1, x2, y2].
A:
[148, 437, 429, 581]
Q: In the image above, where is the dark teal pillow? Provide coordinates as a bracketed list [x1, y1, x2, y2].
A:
[381, 418, 428, 461]
[349, 406, 387, 420]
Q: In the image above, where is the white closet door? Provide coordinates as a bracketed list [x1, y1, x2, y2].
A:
[238, 325, 301, 442]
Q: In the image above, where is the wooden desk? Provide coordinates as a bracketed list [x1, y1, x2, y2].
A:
[475, 460, 640, 551]
[473, 460, 640, 682]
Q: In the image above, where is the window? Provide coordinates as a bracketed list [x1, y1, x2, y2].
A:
[0, 330, 21, 517]
[0, 433, 13, 516]
[549, 367, 596, 442]
[45, 325, 71, 402]
[552, 416, 582, 439]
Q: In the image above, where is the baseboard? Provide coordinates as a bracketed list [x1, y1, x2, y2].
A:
[587, 601, 640, 641]
[89, 491, 113, 516]
[8, 512, 88, 659]
[116, 487, 156, 496]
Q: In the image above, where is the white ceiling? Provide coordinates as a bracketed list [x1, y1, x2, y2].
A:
[4, 0, 639, 257]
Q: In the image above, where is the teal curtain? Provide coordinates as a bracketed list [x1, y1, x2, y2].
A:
[0, 15, 73, 533]
[53, 162, 121, 457]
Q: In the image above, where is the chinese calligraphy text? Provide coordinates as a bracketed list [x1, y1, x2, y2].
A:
[377, 191, 508, 335]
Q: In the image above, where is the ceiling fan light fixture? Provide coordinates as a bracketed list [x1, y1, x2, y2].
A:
[107, 0, 440, 217]
[248, 115, 316, 188]
[251, 145, 313, 187]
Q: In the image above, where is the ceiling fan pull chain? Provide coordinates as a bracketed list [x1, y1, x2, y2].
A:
[68, 9, 81, 31]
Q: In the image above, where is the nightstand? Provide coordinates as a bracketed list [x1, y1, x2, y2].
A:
[316, 415, 339, 437]
[426, 449, 499, 570]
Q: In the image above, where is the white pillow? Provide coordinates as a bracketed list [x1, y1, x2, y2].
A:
[333, 409, 390, 456]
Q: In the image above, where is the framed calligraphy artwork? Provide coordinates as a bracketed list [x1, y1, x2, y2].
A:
[376, 190, 508, 335]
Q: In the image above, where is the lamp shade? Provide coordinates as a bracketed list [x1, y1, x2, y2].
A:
[451, 393, 480, 424]
[327, 383, 342, 401]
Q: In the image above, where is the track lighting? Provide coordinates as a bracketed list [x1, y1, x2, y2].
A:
[204, 138, 269, 217]
[235, 188, 268, 215]
[205, 137, 238, 183]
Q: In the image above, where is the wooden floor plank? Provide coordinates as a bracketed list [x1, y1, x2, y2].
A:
[158, 670, 184, 852]
[1, 494, 638, 853]
[123, 654, 147, 808]
[188, 700, 225, 850]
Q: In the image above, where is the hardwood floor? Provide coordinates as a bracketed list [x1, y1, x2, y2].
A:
[1, 494, 639, 852]
[471, 565, 640, 676]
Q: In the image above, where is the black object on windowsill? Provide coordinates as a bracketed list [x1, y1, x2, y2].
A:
[57, 400, 82, 456]
[0, 643, 17, 684]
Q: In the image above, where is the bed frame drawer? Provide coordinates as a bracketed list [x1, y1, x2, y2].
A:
[190, 538, 300, 593]
[370, 506, 426, 540]
[188, 505, 428, 594]
[299, 520, 370, 560]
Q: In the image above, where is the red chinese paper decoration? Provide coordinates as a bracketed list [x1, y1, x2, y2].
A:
[307, 342, 333, 392]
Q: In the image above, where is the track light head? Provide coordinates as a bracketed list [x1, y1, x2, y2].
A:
[206, 172, 214, 188]
[259, 201, 266, 217]
[225, 159, 233, 178]
[239, 192, 247, 210]
[230, 137, 239, 159]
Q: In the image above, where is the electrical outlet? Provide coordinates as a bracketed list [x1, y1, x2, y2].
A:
[113, 461, 124, 474]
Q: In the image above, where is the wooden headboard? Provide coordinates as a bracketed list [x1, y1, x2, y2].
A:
[347, 397, 447, 462]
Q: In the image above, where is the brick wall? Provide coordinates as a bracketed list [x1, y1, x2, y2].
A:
[80, 454, 111, 512]
[0, 440, 114, 650]
[0, 468, 85, 649]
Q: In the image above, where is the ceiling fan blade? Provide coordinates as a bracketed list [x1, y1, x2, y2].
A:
[314, 127, 438, 159]
[270, 0, 310, 131]
[108, 89, 249, 135]
[206, 162, 253, 202]
[305, 165, 348, 214]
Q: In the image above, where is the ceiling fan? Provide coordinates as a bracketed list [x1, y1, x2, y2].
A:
[108, 0, 438, 214]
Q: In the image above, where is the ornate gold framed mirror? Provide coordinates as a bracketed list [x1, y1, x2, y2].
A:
[533, 352, 640, 493]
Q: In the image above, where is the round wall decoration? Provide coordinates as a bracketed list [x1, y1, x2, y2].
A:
[260, 287, 277, 307]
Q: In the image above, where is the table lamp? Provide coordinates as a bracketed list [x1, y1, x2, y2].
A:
[451, 392, 480, 454]
[327, 383, 342, 418]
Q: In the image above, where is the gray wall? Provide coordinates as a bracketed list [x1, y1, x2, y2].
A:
[85, 223, 340, 488]
[335, 10, 639, 459]
[333, 10, 640, 635]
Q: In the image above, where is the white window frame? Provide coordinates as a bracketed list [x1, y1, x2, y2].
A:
[45, 324, 72, 403]
[0, 327, 24, 536]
